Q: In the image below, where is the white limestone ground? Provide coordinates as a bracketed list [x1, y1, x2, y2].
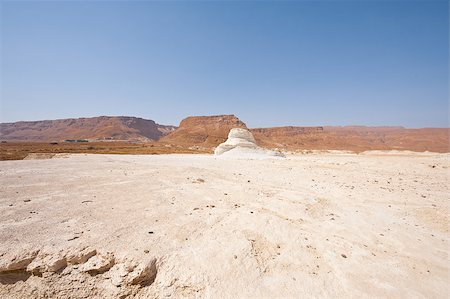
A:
[0, 152, 449, 298]
[214, 128, 284, 158]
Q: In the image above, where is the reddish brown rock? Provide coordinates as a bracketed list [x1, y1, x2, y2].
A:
[251, 126, 449, 153]
[160, 115, 247, 147]
[0, 116, 176, 142]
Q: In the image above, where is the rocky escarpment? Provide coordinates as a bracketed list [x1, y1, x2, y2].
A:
[2, 114, 448, 152]
[0, 116, 176, 141]
[251, 126, 324, 149]
[160, 115, 247, 147]
[251, 126, 450, 153]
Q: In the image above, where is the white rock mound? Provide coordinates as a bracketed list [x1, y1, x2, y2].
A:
[214, 128, 284, 158]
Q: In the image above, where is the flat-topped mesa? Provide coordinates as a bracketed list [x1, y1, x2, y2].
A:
[160, 115, 247, 147]
[214, 128, 285, 158]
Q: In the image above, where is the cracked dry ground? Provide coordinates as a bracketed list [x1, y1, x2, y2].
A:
[0, 153, 449, 298]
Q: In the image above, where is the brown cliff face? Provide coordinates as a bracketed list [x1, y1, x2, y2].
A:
[251, 126, 324, 148]
[251, 126, 449, 153]
[1, 115, 448, 153]
[321, 126, 450, 153]
[160, 115, 247, 146]
[0, 116, 176, 141]
[159, 115, 449, 153]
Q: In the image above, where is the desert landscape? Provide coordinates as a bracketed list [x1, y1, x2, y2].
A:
[1, 115, 449, 161]
[0, 113, 449, 299]
[0, 123, 449, 298]
[0, 148, 448, 298]
[2, 1, 448, 298]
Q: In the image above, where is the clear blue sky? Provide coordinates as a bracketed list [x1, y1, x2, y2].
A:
[1, 0, 448, 128]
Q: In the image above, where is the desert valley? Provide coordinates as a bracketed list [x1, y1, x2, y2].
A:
[0, 115, 449, 298]
[1, 115, 449, 160]
[2, 0, 448, 297]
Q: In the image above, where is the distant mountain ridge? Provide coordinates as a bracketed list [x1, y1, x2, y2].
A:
[0, 116, 176, 141]
[252, 125, 450, 153]
[1, 115, 449, 152]
[160, 115, 449, 153]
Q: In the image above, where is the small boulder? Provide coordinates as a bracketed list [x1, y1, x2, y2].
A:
[0, 250, 39, 272]
[79, 253, 115, 275]
[27, 253, 67, 274]
[109, 261, 137, 287]
[127, 258, 158, 286]
[66, 247, 97, 265]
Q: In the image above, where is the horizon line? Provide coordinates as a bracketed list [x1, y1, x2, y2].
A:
[1, 114, 449, 130]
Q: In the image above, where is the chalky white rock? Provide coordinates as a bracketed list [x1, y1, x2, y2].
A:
[214, 128, 284, 158]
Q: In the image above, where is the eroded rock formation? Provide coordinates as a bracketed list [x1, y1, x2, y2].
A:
[160, 115, 247, 147]
[214, 128, 284, 158]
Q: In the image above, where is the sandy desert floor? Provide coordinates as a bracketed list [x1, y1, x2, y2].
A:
[0, 152, 448, 298]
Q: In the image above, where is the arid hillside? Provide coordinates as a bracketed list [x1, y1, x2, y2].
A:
[0, 116, 176, 141]
[159, 115, 247, 146]
[251, 126, 450, 153]
[1, 115, 448, 154]
[160, 115, 449, 153]
[251, 126, 324, 148]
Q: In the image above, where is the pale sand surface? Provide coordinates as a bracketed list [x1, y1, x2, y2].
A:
[0, 153, 448, 298]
